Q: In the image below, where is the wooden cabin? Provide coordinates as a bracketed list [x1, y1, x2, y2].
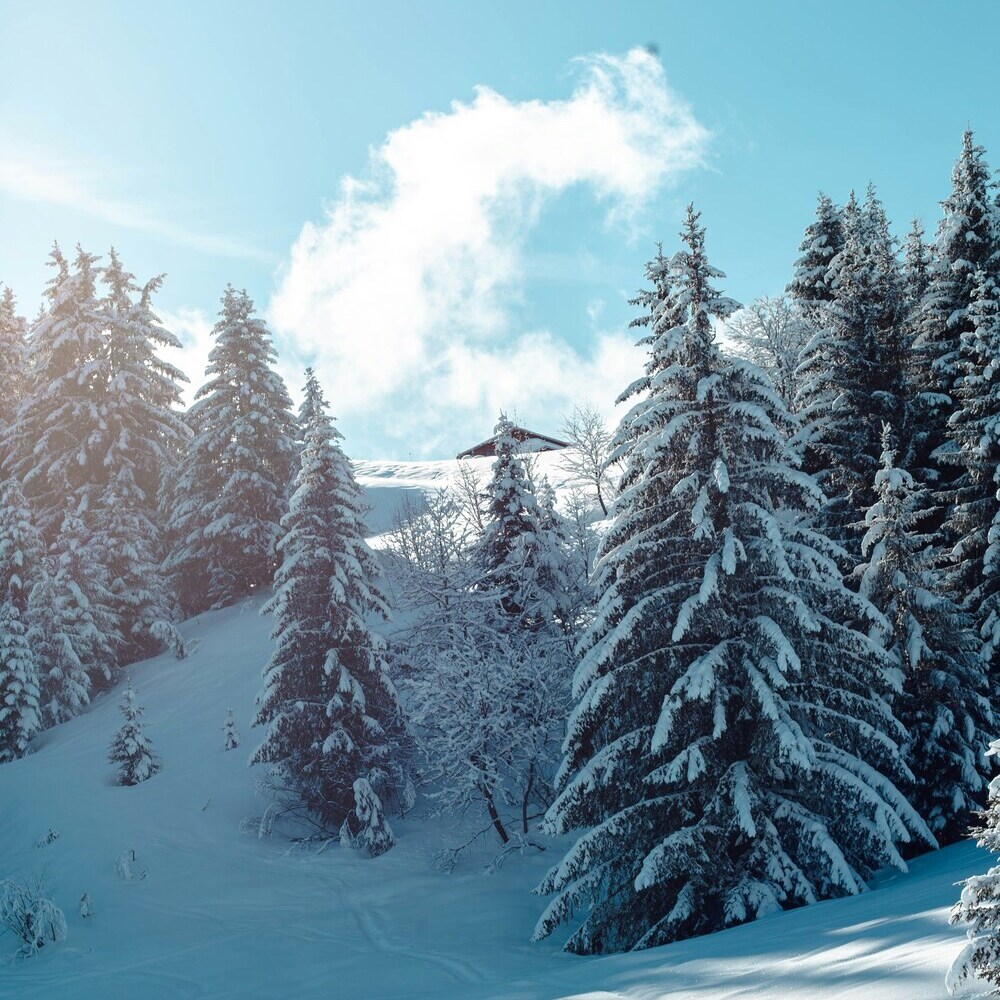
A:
[456, 426, 570, 460]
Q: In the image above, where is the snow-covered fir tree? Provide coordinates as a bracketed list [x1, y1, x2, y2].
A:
[223, 708, 240, 751]
[0, 478, 43, 763]
[477, 414, 578, 630]
[97, 252, 188, 662]
[0, 286, 27, 467]
[96, 464, 179, 666]
[5, 246, 107, 540]
[786, 192, 843, 323]
[794, 188, 907, 555]
[164, 286, 295, 615]
[911, 130, 999, 499]
[251, 372, 409, 837]
[856, 428, 992, 844]
[948, 742, 1000, 995]
[534, 206, 931, 955]
[27, 567, 91, 727]
[48, 499, 119, 690]
[108, 679, 158, 786]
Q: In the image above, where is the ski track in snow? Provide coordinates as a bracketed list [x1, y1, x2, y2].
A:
[0, 467, 990, 999]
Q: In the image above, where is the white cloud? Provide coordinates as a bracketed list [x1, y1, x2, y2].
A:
[0, 147, 270, 262]
[158, 306, 215, 406]
[270, 47, 709, 456]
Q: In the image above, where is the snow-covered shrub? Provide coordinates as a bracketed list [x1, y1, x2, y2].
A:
[340, 779, 395, 858]
[115, 849, 146, 881]
[0, 876, 67, 959]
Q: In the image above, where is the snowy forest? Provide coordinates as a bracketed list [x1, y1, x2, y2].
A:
[5, 128, 1000, 993]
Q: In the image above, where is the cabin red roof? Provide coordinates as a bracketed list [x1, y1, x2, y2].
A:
[456, 426, 570, 460]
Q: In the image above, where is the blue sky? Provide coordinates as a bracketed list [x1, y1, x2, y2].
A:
[1, 0, 998, 457]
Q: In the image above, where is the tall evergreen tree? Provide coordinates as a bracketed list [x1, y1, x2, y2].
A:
[787, 192, 844, 322]
[164, 286, 295, 614]
[5, 246, 107, 540]
[794, 189, 907, 556]
[534, 207, 930, 955]
[28, 566, 91, 727]
[49, 499, 119, 689]
[0, 286, 27, 468]
[252, 373, 409, 836]
[98, 252, 188, 662]
[946, 267, 1000, 682]
[0, 479, 43, 762]
[856, 429, 992, 844]
[911, 130, 999, 495]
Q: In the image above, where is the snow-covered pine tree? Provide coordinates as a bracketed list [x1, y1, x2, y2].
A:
[477, 414, 577, 630]
[96, 465, 178, 666]
[857, 427, 992, 844]
[48, 499, 119, 690]
[0, 478, 43, 762]
[223, 708, 240, 751]
[948, 741, 1000, 995]
[786, 192, 844, 323]
[534, 206, 930, 955]
[794, 188, 907, 557]
[97, 252, 188, 661]
[27, 566, 91, 727]
[0, 286, 27, 468]
[251, 373, 409, 836]
[5, 246, 107, 540]
[911, 130, 999, 501]
[108, 678, 158, 785]
[946, 266, 1000, 684]
[164, 286, 295, 615]
[101, 251, 188, 514]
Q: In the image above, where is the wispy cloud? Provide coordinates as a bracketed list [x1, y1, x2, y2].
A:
[0, 146, 272, 263]
[269, 48, 709, 455]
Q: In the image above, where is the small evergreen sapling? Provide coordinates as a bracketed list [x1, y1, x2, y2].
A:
[108, 680, 159, 786]
[223, 709, 240, 751]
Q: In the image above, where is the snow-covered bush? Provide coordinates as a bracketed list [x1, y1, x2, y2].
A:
[0, 876, 67, 959]
[340, 778, 395, 858]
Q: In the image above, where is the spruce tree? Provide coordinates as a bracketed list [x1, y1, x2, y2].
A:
[251, 373, 409, 836]
[5, 246, 107, 540]
[0, 286, 27, 468]
[100, 250, 188, 514]
[911, 130, 999, 497]
[223, 708, 240, 751]
[164, 286, 295, 614]
[794, 188, 907, 556]
[534, 207, 930, 955]
[108, 679, 158, 785]
[787, 192, 844, 322]
[946, 267, 1000, 682]
[28, 566, 91, 727]
[49, 499, 119, 689]
[0, 479, 43, 762]
[857, 429, 992, 844]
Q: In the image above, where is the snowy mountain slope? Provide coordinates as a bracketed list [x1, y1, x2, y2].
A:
[0, 588, 989, 999]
